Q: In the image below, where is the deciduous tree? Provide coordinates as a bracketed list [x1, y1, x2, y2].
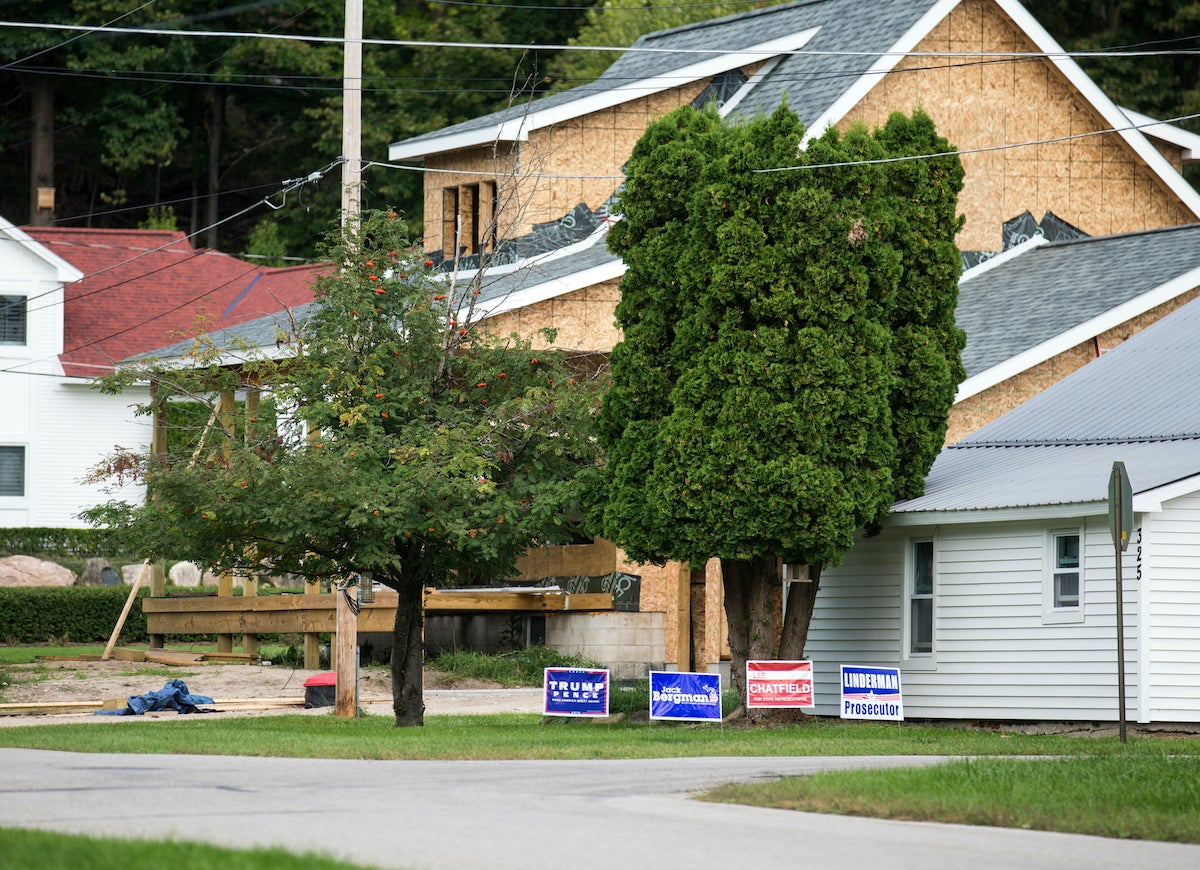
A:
[85, 209, 604, 726]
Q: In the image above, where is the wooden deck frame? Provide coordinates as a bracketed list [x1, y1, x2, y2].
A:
[144, 588, 613, 668]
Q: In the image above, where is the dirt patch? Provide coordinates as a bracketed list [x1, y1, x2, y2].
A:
[0, 657, 541, 724]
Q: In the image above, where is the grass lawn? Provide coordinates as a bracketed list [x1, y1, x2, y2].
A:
[0, 826, 377, 870]
[702, 753, 1200, 843]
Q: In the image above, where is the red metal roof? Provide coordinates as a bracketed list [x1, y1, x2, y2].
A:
[22, 227, 325, 377]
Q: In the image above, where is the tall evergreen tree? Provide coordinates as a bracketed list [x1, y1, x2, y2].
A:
[598, 105, 964, 717]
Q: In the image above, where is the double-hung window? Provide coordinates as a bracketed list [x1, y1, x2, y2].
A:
[1044, 527, 1085, 623]
[1052, 530, 1081, 608]
[1, 295, 26, 345]
[908, 538, 934, 656]
[0, 446, 25, 497]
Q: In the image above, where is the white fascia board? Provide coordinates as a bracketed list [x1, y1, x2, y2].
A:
[959, 234, 1047, 282]
[994, 0, 1200, 219]
[886, 499, 1108, 527]
[1119, 107, 1200, 161]
[389, 29, 820, 161]
[801, 0, 960, 145]
[955, 261, 1200, 402]
[476, 257, 628, 321]
[0, 217, 84, 283]
[1134, 472, 1200, 512]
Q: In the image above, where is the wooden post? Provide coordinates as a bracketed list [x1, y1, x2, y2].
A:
[102, 560, 150, 660]
[214, 388, 236, 654]
[675, 563, 690, 671]
[335, 581, 358, 717]
[304, 578, 322, 669]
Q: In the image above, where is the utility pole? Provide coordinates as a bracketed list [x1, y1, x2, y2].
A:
[341, 0, 363, 228]
[335, 0, 364, 719]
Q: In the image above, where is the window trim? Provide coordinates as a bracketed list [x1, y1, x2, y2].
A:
[1, 295, 27, 346]
[904, 536, 935, 665]
[1044, 525, 1085, 624]
[0, 445, 26, 498]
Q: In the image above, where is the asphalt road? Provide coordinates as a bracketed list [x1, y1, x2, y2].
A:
[2, 748, 1198, 870]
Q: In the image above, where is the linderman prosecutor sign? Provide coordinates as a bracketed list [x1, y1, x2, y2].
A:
[840, 665, 904, 721]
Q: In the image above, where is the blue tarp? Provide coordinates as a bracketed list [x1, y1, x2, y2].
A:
[94, 679, 215, 716]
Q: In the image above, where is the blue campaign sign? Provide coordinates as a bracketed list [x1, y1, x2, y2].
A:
[543, 668, 609, 717]
[840, 665, 904, 721]
[649, 671, 722, 722]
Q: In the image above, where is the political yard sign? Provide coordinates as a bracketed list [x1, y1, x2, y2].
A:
[840, 665, 904, 721]
[543, 668, 610, 717]
[746, 660, 815, 709]
[649, 671, 722, 722]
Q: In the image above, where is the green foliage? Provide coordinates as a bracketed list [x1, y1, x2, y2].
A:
[0, 587, 148, 645]
[84, 207, 605, 596]
[0, 527, 136, 560]
[429, 645, 603, 686]
[598, 104, 964, 568]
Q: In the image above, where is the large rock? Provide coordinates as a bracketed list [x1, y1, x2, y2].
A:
[0, 555, 76, 587]
[121, 563, 152, 585]
[169, 560, 202, 587]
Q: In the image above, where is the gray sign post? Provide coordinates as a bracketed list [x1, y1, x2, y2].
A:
[1108, 461, 1133, 743]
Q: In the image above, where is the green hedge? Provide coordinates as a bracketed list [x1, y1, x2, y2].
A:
[0, 587, 148, 645]
[0, 527, 137, 560]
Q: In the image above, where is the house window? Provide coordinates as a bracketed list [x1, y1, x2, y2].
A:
[1, 295, 26, 345]
[908, 538, 934, 655]
[1052, 531, 1081, 608]
[0, 446, 25, 497]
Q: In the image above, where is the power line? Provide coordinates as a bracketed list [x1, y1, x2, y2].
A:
[4, 19, 1200, 60]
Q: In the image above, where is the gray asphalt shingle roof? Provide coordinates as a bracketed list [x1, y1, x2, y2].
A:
[895, 284, 1200, 514]
[958, 223, 1200, 379]
[388, 0, 938, 155]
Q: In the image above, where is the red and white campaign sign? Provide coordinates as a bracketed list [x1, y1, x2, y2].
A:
[746, 660, 815, 709]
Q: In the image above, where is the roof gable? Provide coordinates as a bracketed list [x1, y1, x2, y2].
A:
[389, 0, 937, 161]
[0, 217, 83, 282]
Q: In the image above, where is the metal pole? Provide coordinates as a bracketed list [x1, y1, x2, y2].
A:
[1115, 541, 1127, 743]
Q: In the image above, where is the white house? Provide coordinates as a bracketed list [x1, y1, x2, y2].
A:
[0, 217, 151, 528]
[808, 289, 1200, 724]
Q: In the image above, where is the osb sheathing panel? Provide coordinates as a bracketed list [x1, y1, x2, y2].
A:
[485, 280, 622, 352]
[616, 551, 678, 661]
[946, 283, 1200, 442]
[423, 82, 707, 254]
[843, 0, 1194, 252]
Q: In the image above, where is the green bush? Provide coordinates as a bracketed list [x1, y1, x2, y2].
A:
[0, 527, 137, 560]
[0, 587, 148, 644]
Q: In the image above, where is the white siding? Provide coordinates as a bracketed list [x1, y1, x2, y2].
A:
[0, 228, 149, 528]
[1143, 494, 1200, 722]
[30, 380, 150, 526]
[811, 516, 1141, 722]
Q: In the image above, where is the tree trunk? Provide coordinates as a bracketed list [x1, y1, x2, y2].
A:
[778, 563, 822, 661]
[390, 578, 425, 726]
[205, 87, 224, 250]
[29, 76, 55, 225]
[720, 555, 778, 723]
